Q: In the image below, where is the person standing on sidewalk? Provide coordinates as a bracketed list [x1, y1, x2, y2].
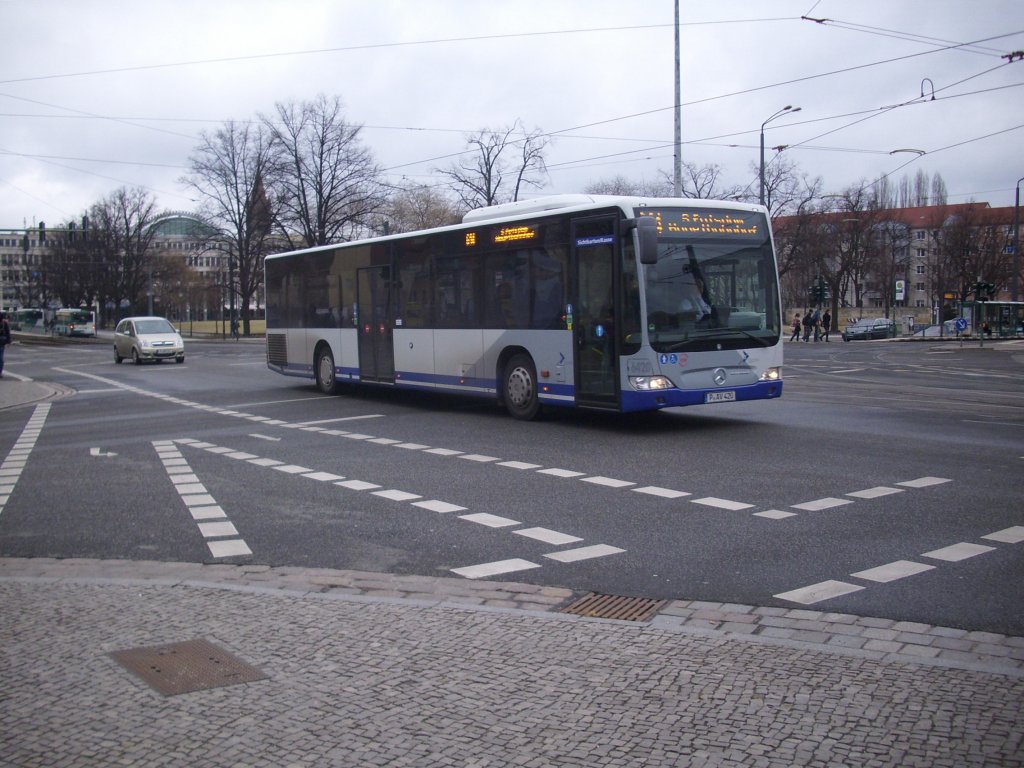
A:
[821, 309, 831, 342]
[0, 312, 10, 377]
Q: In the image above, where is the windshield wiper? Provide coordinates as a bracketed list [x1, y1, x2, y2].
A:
[695, 327, 774, 347]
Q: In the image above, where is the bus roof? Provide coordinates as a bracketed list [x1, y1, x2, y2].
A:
[264, 194, 768, 262]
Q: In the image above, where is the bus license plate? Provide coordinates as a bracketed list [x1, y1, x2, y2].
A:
[705, 391, 736, 403]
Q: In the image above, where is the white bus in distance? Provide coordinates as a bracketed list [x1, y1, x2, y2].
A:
[264, 194, 783, 419]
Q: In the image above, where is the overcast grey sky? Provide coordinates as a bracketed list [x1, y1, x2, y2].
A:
[1, 0, 1022, 227]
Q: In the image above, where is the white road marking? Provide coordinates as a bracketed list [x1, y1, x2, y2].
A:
[632, 486, 690, 499]
[273, 464, 314, 474]
[982, 526, 1024, 544]
[302, 472, 346, 482]
[293, 415, 385, 426]
[450, 559, 541, 579]
[155, 441, 251, 559]
[513, 527, 583, 545]
[459, 453, 499, 462]
[412, 500, 467, 513]
[774, 580, 864, 605]
[544, 544, 626, 563]
[753, 509, 797, 520]
[691, 497, 755, 511]
[581, 476, 635, 488]
[537, 468, 585, 478]
[372, 489, 422, 502]
[197, 521, 239, 538]
[791, 497, 854, 512]
[207, 539, 253, 558]
[921, 542, 996, 562]
[846, 486, 903, 499]
[851, 560, 935, 582]
[897, 476, 952, 488]
[336, 479, 381, 491]
[498, 461, 542, 470]
[459, 512, 520, 528]
[0, 403, 50, 519]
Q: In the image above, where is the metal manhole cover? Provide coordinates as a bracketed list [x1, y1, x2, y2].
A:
[561, 592, 667, 622]
[110, 638, 267, 696]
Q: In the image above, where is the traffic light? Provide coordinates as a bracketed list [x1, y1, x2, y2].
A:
[807, 275, 829, 304]
[974, 281, 997, 301]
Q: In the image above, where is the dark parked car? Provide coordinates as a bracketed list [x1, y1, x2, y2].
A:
[842, 318, 895, 341]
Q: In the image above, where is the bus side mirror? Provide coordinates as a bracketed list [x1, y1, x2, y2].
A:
[636, 217, 658, 265]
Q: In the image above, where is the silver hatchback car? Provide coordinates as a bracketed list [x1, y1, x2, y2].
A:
[113, 316, 185, 364]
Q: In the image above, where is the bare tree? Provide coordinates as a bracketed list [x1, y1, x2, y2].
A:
[86, 187, 161, 320]
[265, 94, 386, 248]
[658, 161, 742, 200]
[438, 120, 549, 210]
[183, 121, 275, 335]
[383, 184, 461, 234]
[754, 155, 823, 218]
[584, 175, 671, 197]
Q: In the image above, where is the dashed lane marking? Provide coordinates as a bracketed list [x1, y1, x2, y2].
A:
[450, 559, 541, 579]
[774, 580, 864, 605]
[851, 560, 935, 582]
[691, 497, 755, 511]
[921, 542, 996, 562]
[167, 438, 623, 577]
[0, 403, 50, 518]
[775, 525, 1019, 605]
[791, 497, 854, 512]
[57, 369, 958, 527]
[153, 440, 252, 559]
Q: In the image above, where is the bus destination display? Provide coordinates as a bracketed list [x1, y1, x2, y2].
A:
[637, 208, 763, 238]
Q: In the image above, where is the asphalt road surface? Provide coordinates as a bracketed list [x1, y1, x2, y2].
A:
[1, 335, 1021, 634]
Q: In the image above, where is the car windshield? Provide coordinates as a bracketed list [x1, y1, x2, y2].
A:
[135, 319, 176, 334]
[638, 208, 780, 353]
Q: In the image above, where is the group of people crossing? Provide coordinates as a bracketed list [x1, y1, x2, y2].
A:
[790, 308, 831, 342]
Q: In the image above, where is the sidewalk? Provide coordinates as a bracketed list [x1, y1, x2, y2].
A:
[1, 557, 1022, 767]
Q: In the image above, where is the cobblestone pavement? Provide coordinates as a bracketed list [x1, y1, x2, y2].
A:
[2, 558, 1022, 767]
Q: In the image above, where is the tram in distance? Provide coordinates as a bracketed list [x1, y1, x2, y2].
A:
[264, 194, 784, 420]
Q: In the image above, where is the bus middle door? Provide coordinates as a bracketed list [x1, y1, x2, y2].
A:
[357, 265, 395, 383]
[571, 216, 620, 408]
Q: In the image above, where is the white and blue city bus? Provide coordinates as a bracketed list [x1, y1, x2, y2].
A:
[265, 194, 783, 419]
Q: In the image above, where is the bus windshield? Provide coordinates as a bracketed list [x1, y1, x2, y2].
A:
[638, 207, 779, 352]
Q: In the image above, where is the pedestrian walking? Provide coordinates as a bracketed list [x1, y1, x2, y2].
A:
[0, 312, 10, 377]
[802, 310, 813, 342]
[230, 318, 239, 340]
[790, 313, 801, 341]
[821, 310, 831, 342]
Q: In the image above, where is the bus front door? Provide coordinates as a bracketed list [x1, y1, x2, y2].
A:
[357, 265, 395, 383]
[571, 216, 619, 408]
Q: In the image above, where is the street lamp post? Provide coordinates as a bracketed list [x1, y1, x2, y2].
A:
[1013, 175, 1023, 304]
[760, 106, 800, 208]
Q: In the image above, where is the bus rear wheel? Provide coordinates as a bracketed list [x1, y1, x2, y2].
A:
[315, 347, 338, 395]
[503, 354, 540, 420]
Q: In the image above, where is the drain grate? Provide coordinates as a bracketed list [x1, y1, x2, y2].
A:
[561, 592, 667, 622]
[110, 638, 267, 696]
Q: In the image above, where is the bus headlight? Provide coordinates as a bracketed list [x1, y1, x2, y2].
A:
[759, 367, 781, 381]
[630, 376, 674, 391]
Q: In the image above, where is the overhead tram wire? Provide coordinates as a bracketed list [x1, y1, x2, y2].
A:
[0, 18, 794, 86]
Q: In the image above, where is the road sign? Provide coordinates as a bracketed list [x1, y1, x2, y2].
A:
[955, 317, 968, 332]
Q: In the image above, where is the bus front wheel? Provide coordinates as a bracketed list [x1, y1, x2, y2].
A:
[315, 347, 338, 395]
[503, 354, 540, 420]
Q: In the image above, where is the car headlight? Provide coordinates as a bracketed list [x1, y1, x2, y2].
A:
[759, 367, 781, 381]
[630, 376, 674, 391]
